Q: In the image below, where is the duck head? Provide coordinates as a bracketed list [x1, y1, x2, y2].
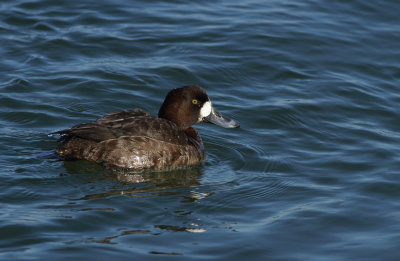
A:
[158, 85, 239, 130]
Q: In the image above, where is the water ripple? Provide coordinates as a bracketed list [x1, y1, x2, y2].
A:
[1, 0, 400, 260]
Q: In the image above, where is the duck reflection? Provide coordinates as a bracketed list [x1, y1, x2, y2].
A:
[61, 160, 205, 201]
[58, 161, 220, 248]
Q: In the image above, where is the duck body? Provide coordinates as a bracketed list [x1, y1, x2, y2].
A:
[54, 85, 239, 170]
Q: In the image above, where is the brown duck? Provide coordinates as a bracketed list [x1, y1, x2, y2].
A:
[53, 85, 239, 170]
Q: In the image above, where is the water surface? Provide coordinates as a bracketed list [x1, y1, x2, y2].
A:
[1, 0, 400, 260]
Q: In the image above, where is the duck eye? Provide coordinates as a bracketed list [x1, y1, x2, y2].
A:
[192, 99, 198, 105]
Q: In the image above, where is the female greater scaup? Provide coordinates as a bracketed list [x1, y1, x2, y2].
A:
[54, 85, 239, 169]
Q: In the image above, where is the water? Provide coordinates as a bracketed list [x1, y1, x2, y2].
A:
[1, 0, 400, 260]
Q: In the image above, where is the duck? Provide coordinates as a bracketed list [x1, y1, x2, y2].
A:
[53, 85, 239, 170]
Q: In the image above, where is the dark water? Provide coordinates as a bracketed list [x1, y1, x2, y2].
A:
[1, 0, 400, 260]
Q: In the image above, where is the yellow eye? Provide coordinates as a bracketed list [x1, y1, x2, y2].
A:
[192, 99, 198, 105]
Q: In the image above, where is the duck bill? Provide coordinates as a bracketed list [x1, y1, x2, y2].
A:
[203, 107, 240, 128]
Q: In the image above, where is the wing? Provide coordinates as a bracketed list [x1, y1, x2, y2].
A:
[54, 109, 189, 145]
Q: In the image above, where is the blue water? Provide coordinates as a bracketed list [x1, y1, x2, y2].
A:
[1, 0, 400, 260]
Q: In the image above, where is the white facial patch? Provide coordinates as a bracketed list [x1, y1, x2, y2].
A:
[199, 101, 212, 119]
